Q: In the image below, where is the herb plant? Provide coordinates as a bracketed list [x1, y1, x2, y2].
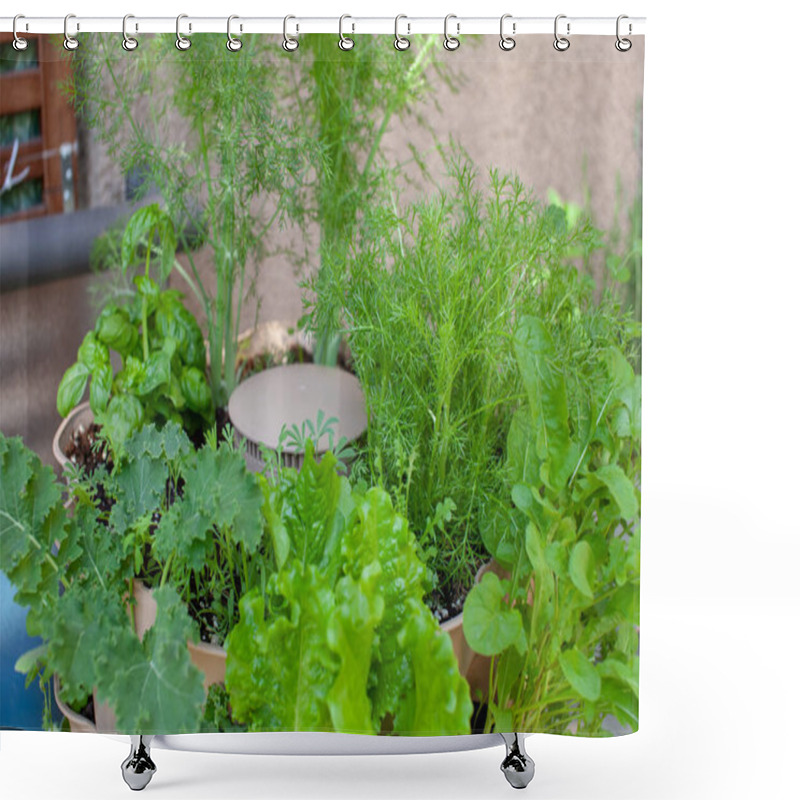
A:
[463, 315, 640, 734]
[293, 34, 447, 365]
[56, 204, 213, 454]
[69, 35, 313, 408]
[317, 154, 603, 596]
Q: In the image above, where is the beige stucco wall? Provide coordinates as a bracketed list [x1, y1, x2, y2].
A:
[0, 34, 644, 465]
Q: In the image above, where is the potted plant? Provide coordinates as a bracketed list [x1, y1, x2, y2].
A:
[53, 204, 213, 469]
[463, 314, 640, 732]
[309, 153, 605, 631]
[69, 34, 315, 410]
[2, 415, 473, 735]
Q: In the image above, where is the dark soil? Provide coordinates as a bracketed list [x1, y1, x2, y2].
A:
[63, 422, 112, 475]
[428, 580, 469, 624]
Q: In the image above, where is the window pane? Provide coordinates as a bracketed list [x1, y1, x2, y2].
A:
[0, 177, 44, 218]
[0, 109, 42, 147]
[0, 39, 39, 73]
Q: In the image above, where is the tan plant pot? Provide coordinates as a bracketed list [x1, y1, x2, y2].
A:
[52, 401, 93, 473]
[54, 676, 96, 733]
[133, 580, 226, 691]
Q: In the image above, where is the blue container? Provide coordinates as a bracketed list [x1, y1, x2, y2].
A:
[0, 572, 45, 729]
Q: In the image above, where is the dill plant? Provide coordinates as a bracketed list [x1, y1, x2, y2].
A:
[67, 34, 314, 408]
[315, 153, 636, 597]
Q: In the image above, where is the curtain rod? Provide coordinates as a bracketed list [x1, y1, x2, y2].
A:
[1, 16, 645, 37]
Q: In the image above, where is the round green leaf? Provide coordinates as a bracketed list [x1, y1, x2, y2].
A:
[559, 648, 601, 701]
[463, 571, 526, 657]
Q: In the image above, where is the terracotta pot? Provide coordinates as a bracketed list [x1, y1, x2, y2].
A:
[52, 401, 93, 473]
[53, 676, 96, 733]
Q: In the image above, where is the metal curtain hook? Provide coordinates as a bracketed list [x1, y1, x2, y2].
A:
[283, 15, 299, 51]
[176, 14, 191, 50]
[394, 14, 410, 51]
[554, 14, 570, 51]
[499, 14, 515, 51]
[443, 14, 460, 51]
[122, 14, 138, 51]
[339, 14, 354, 50]
[616, 14, 632, 51]
[63, 14, 79, 51]
[227, 15, 243, 51]
[12, 15, 28, 51]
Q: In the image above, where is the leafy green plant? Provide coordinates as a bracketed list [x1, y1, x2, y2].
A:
[69, 35, 314, 408]
[225, 441, 473, 735]
[316, 153, 605, 595]
[295, 33, 449, 364]
[0, 422, 264, 732]
[56, 204, 212, 455]
[463, 315, 640, 734]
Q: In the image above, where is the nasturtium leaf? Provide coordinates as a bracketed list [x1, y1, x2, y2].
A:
[569, 540, 596, 599]
[56, 362, 90, 417]
[558, 647, 602, 702]
[463, 571, 526, 657]
[103, 585, 205, 733]
[595, 464, 638, 519]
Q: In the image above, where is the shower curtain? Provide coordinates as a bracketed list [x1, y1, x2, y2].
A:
[0, 22, 643, 744]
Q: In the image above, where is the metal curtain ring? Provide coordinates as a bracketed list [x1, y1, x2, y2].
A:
[63, 14, 79, 51]
[12, 15, 28, 51]
[616, 14, 632, 51]
[443, 14, 460, 51]
[553, 14, 570, 52]
[499, 14, 515, 51]
[122, 14, 138, 51]
[283, 15, 299, 51]
[394, 15, 410, 51]
[227, 15, 243, 51]
[339, 15, 354, 50]
[176, 14, 191, 50]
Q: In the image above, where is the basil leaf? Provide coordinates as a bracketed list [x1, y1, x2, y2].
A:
[56, 362, 90, 417]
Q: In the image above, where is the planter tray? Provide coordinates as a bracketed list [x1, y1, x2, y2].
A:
[145, 731, 508, 756]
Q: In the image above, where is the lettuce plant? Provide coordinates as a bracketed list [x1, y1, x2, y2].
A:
[57, 205, 212, 455]
[225, 442, 473, 735]
[463, 316, 640, 734]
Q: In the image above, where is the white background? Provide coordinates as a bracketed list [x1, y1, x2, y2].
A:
[3, 1, 799, 798]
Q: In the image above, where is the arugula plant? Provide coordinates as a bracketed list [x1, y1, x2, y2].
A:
[317, 153, 604, 595]
[69, 35, 314, 408]
[0, 422, 264, 732]
[57, 204, 212, 455]
[225, 442, 473, 735]
[463, 315, 640, 734]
